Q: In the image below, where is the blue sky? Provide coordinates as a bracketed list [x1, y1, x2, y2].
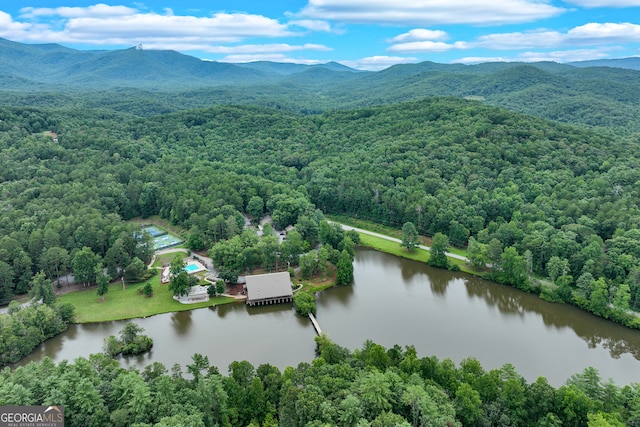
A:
[1, 1, 640, 70]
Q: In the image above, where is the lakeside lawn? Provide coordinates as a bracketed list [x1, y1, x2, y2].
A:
[327, 213, 469, 258]
[59, 274, 236, 323]
[357, 232, 474, 274]
[295, 264, 338, 293]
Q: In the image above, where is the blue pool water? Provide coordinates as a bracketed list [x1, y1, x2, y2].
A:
[184, 263, 199, 273]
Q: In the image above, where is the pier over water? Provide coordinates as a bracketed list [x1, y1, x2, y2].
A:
[308, 313, 322, 335]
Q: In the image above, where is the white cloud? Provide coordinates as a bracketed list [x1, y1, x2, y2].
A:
[452, 56, 512, 64]
[63, 13, 294, 43]
[289, 19, 333, 32]
[453, 48, 616, 63]
[19, 4, 137, 19]
[5, 6, 298, 46]
[389, 28, 448, 43]
[567, 22, 640, 43]
[516, 48, 615, 62]
[218, 53, 326, 64]
[0, 11, 31, 34]
[474, 30, 565, 49]
[388, 40, 468, 53]
[340, 55, 419, 70]
[396, 22, 640, 53]
[298, 0, 565, 25]
[562, 0, 640, 7]
[473, 23, 640, 50]
[142, 43, 331, 54]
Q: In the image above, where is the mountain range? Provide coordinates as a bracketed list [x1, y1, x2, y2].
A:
[2, 37, 640, 131]
[0, 37, 362, 89]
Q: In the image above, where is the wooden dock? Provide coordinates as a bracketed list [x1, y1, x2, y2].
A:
[308, 313, 322, 335]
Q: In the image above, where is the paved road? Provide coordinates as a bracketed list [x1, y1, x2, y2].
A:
[331, 222, 470, 262]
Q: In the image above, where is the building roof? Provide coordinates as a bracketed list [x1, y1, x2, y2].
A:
[245, 271, 293, 302]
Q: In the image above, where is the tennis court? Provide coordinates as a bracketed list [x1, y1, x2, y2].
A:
[153, 233, 183, 250]
[143, 225, 167, 237]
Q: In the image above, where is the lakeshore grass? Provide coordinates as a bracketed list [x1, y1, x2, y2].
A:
[294, 264, 337, 293]
[326, 213, 469, 258]
[356, 232, 475, 275]
[59, 274, 236, 323]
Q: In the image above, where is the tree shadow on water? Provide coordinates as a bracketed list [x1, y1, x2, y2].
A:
[171, 310, 192, 336]
[428, 271, 451, 296]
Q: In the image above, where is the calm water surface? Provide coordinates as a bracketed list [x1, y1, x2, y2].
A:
[19, 248, 640, 386]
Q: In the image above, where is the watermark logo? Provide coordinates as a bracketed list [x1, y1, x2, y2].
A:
[0, 406, 64, 427]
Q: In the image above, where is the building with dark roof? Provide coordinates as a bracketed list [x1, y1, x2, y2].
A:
[245, 271, 293, 306]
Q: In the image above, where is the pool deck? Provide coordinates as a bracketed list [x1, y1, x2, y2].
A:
[184, 260, 207, 274]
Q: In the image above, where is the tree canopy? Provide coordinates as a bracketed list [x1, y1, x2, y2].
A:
[0, 338, 636, 427]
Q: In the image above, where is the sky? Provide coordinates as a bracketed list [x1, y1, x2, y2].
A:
[1, 1, 640, 70]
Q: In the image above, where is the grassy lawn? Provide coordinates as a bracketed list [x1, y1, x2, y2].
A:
[327, 213, 469, 258]
[327, 214, 403, 238]
[294, 265, 338, 293]
[152, 251, 187, 268]
[359, 234, 428, 262]
[59, 274, 236, 323]
[357, 232, 476, 275]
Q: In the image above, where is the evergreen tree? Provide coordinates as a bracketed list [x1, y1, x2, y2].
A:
[95, 263, 109, 302]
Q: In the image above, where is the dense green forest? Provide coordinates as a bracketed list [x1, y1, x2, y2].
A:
[2, 98, 640, 329]
[1, 336, 637, 426]
[4, 38, 640, 425]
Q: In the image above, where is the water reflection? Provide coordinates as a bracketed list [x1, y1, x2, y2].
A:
[428, 272, 450, 296]
[400, 259, 424, 283]
[318, 284, 354, 308]
[246, 303, 292, 317]
[317, 248, 640, 385]
[14, 247, 640, 386]
[461, 273, 640, 361]
[171, 311, 192, 336]
[464, 278, 527, 317]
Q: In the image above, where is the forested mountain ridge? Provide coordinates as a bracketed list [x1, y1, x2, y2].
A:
[3, 38, 640, 131]
[0, 37, 360, 90]
[570, 56, 640, 70]
[1, 98, 640, 329]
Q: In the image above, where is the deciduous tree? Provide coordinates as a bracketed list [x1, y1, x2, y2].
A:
[427, 232, 449, 269]
[401, 222, 419, 252]
[336, 250, 354, 286]
[71, 246, 99, 286]
[29, 271, 56, 305]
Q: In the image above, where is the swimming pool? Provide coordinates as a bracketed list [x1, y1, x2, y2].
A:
[184, 263, 200, 273]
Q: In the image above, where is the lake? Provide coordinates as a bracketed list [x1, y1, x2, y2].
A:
[18, 248, 640, 386]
